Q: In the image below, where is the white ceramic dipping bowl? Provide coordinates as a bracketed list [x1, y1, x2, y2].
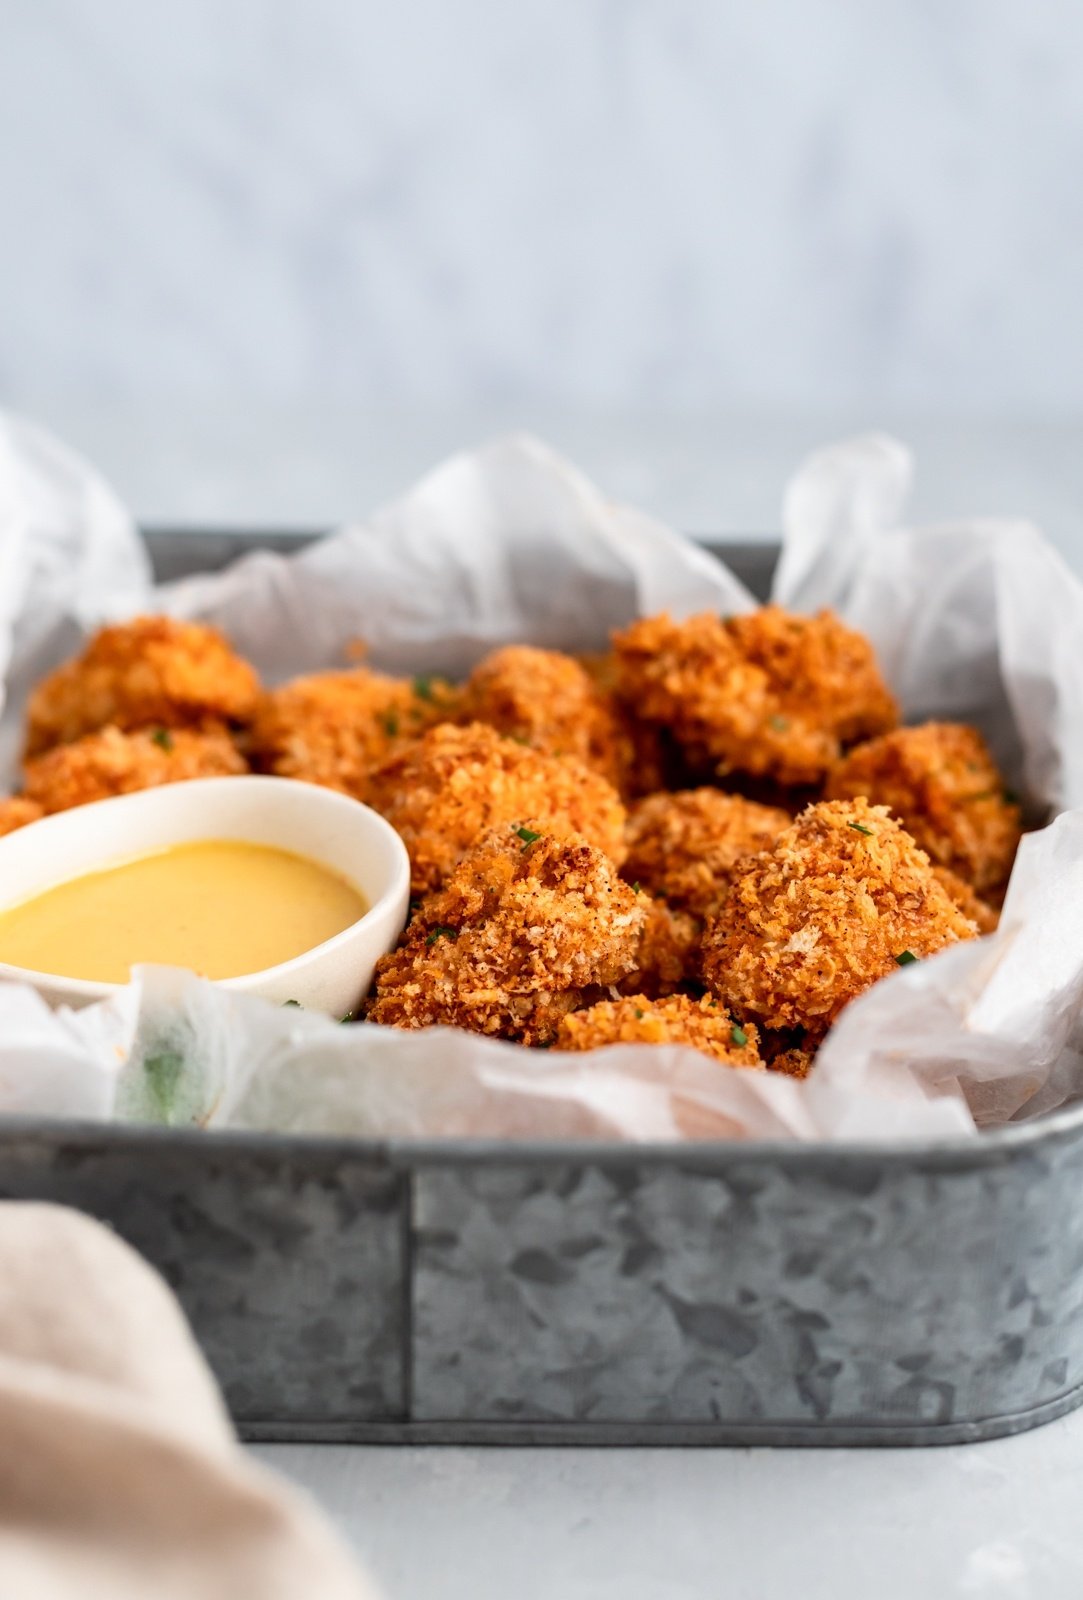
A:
[0, 776, 411, 1014]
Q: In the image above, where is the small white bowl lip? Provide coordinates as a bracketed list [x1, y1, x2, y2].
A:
[0, 775, 411, 1003]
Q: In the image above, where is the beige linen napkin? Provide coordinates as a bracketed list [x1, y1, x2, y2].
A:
[0, 1202, 380, 1600]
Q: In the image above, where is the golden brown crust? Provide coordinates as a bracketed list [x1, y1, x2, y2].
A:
[555, 993, 763, 1068]
[366, 824, 644, 1043]
[0, 796, 44, 837]
[367, 721, 628, 896]
[701, 797, 978, 1034]
[623, 788, 790, 919]
[931, 865, 1000, 935]
[246, 666, 456, 799]
[619, 896, 702, 998]
[24, 617, 261, 756]
[825, 722, 1022, 896]
[23, 724, 248, 813]
[457, 646, 629, 788]
[611, 607, 897, 786]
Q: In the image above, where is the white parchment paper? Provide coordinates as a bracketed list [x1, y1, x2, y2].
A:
[2, 414, 1083, 1143]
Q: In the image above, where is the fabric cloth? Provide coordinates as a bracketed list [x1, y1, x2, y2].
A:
[0, 1202, 380, 1600]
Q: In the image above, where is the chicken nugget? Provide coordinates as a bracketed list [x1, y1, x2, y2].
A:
[555, 993, 762, 1067]
[623, 789, 790, 919]
[458, 646, 629, 788]
[23, 725, 247, 813]
[25, 617, 261, 756]
[701, 797, 978, 1036]
[825, 722, 1021, 897]
[367, 722, 627, 896]
[367, 823, 644, 1043]
[247, 666, 456, 799]
[619, 896, 702, 997]
[611, 607, 897, 786]
[0, 797, 44, 837]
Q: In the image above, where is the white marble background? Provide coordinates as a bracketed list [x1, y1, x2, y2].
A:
[1, 1, 1083, 547]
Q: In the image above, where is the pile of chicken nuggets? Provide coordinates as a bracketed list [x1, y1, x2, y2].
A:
[0, 604, 1023, 1078]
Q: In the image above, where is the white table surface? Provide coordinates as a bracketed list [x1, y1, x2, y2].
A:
[252, 1413, 1083, 1599]
[24, 401, 1080, 1600]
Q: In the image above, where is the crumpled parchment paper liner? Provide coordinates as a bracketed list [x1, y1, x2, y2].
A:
[2, 414, 1083, 1142]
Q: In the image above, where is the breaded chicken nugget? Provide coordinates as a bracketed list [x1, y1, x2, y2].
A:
[0, 796, 44, 837]
[554, 993, 763, 1068]
[247, 666, 456, 799]
[701, 798, 978, 1035]
[619, 896, 702, 998]
[623, 789, 790, 919]
[23, 724, 247, 813]
[367, 824, 644, 1042]
[611, 607, 897, 786]
[25, 617, 261, 756]
[825, 722, 1021, 897]
[457, 646, 630, 788]
[931, 865, 999, 935]
[367, 722, 628, 896]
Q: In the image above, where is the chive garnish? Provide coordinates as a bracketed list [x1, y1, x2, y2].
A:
[634, 1007, 645, 1020]
[848, 822, 874, 837]
[412, 675, 434, 701]
[150, 727, 174, 751]
[425, 924, 459, 946]
[895, 950, 918, 966]
[631, 881, 641, 894]
[283, 999, 301, 1008]
[381, 709, 400, 737]
[514, 825, 541, 845]
[731, 1024, 749, 1047]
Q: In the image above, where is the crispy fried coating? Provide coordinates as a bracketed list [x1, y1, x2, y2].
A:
[458, 646, 629, 788]
[247, 666, 456, 799]
[24, 617, 261, 757]
[367, 824, 644, 1042]
[554, 993, 763, 1068]
[611, 607, 897, 786]
[825, 722, 1022, 896]
[23, 724, 247, 813]
[701, 798, 978, 1035]
[0, 796, 44, 837]
[931, 865, 999, 935]
[367, 722, 628, 896]
[623, 789, 790, 919]
[619, 896, 702, 998]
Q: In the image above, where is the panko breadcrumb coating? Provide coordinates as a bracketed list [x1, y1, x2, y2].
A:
[0, 796, 44, 837]
[611, 607, 897, 786]
[247, 666, 456, 799]
[457, 646, 629, 788]
[555, 993, 763, 1068]
[931, 865, 999, 935]
[620, 896, 701, 998]
[25, 617, 261, 757]
[825, 722, 1022, 896]
[623, 789, 790, 919]
[367, 721, 628, 896]
[701, 798, 978, 1035]
[23, 725, 247, 813]
[367, 824, 644, 1043]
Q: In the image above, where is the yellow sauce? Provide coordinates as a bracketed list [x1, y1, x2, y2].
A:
[0, 840, 367, 983]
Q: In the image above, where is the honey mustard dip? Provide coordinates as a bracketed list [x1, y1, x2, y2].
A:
[0, 839, 367, 983]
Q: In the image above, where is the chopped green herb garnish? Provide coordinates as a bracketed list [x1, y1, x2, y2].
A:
[965, 789, 997, 802]
[381, 709, 400, 738]
[340, 1011, 354, 1024]
[412, 674, 434, 702]
[848, 822, 874, 837]
[730, 1024, 749, 1047]
[150, 727, 174, 751]
[634, 1007, 645, 1020]
[631, 881, 641, 894]
[769, 715, 789, 733]
[509, 733, 531, 746]
[283, 999, 302, 1008]
[895, 950, 919, 966]
[425, 924, 459, 946]
[514, 825, 541, 845]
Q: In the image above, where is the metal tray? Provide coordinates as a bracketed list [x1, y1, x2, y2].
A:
[0, 529, 1078, 1448]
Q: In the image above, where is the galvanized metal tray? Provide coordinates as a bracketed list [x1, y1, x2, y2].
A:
[0, 530, 1078, 1448]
